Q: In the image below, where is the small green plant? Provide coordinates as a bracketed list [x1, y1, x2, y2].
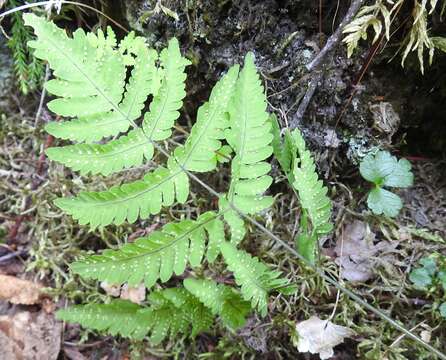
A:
[6, 0, 44, 94]
[409, 255, 446, 318]
[343, 0, 446, 73]
[359, 150, 413, 217]
[272, 119, 333, 263]
[24, 14, 299, 342]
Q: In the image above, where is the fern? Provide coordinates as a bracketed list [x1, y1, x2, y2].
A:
[53, 64, 238, 228]
[57, 288, 213, 344]
[272, 121, 332, 263]
[7, 0, 44, 94]
[25, 14, 241, 228]
[25, 17, 297, 341]
[220, 242, 289, 317]
[71, 212, 225, 287]
[220, 53, 274, 244]
[183, 278, 251, 329]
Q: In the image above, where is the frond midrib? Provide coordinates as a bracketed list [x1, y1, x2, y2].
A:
[73, 169, 182, 207]
[75, 212, 222, 267]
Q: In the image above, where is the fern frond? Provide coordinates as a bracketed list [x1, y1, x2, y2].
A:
[143, 39, 190, 143]
[45, 129, 149, 176]
[57, 288, 213, 343]
[41, 36, 188, 177]
[25, 14, 128, 140]
[175, 65, 239, 172]
[56, 300, 150, 340]
[290, 130, 332, 237]
[273, 122, 332, 262]
[222, 53, 274, 244]
[143, 288, 213, 343]
[55, 161, 187, 228]
[71, 212, 225, 286]
[220, 242, 288, 317]
[54, 66, 238, 227]
[184, 278, 250, 329]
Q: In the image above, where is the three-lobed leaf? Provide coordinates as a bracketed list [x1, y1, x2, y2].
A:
[360, 151, 413, 217]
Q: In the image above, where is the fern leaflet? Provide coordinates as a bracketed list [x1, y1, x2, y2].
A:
[57, 288, 213, 344]
[221, 53, 274, 244]
[220, 242, 289, 317]
[184, 278, 251, 329]
[71, 212, 225, 287]
[272, 121, 332, 262]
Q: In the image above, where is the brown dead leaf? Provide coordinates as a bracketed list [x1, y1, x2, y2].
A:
[0, 310, 61, 360]
[120, 283, 146, 304]
[294, 316, 354, 359]
[334, 220, 396, 282]
[100, 282, 146, 304]
[0, 274, 42, 304]
[100, 281, 121, 297]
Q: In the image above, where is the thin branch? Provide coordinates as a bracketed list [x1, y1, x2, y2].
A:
[306, 0, 365, 72]
[289, 0, 365, 129]
[290, 72, 321, 129]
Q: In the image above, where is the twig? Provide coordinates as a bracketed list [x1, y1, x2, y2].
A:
[289, 0, 365, 129]
[290, 72, 321, 129]
[34, 64, 50, 127]
[306, 0, 365, 72]
[0, 250, 27, 264]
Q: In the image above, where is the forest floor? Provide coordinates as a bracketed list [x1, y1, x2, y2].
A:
[0, 1, 446, 359]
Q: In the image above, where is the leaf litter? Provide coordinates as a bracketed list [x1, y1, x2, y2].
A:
[334, 220, 397, 282]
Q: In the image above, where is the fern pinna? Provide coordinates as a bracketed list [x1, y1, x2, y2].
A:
[272, 119, 333, 263]
[25, 14, 297, 343]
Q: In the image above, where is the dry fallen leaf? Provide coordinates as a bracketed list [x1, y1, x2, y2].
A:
[100, 281, 121, 297]
[334, 220, 395, 282]
[0, 274, 43, 304]
[120, 283, 146, 304]
[100, 282, 146, 304]
[294, 316, 354, 359]
[0, 310, 61, 360]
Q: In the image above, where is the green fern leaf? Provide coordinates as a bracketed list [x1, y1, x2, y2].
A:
[222, 53, 274, 244]
[184, 278, 250, 329]
[220, 242, 288, 317]
[45, 129, 150, 176]
[55, 66, 238, 227]
[42, 35, 188, 176]
[143, 38, 190, 143]
[56, 300, 150, 340]
[175, 65, 239, 172]
[71, 212, 225, 286]
[143, 288, 213, 343]
[24, 14, 130, 141]
[272, 121, 332, 262]
[55, 161, 187, 228]
[290, 130, 332, 236]
[57, 288, 213, 343]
